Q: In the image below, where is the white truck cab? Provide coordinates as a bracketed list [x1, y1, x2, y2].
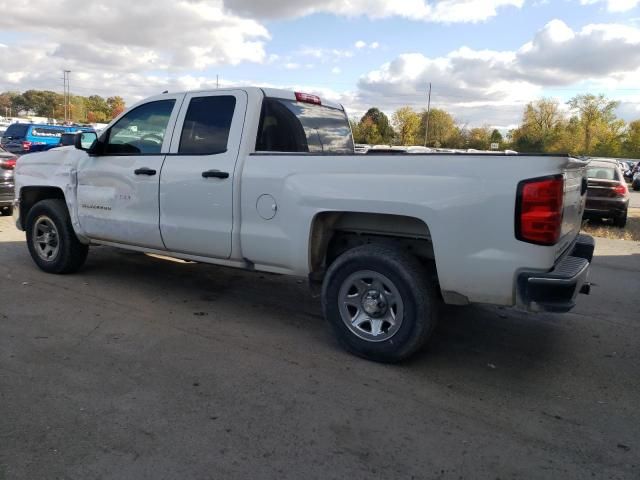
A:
[12, 87, 594, 362]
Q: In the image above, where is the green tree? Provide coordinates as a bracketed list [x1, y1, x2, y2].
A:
[490, 129, 503, 148]
[392, 107, 421, 145]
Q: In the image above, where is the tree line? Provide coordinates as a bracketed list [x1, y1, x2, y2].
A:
[0, 90, 126, 124]
[352, 94, 640, 158]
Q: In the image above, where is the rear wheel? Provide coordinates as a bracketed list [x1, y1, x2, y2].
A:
[25, 199, 88, 273]
[322, 244, 438, 363]
[0, 206, 11, 216]
[614, 210, 627, 228]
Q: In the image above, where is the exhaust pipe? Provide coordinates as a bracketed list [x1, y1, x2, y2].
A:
[579, 283, 591, 295]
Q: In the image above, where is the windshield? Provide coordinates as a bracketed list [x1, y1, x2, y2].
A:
[256, 98, 354, 153]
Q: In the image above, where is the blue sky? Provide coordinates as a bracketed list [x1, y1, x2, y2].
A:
[1, 0, 640, 127]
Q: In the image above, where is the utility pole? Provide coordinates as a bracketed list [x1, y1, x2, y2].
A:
[62, 70, 71, 122]
[424, 82, 432, 148]
[216, 75, 219, 89]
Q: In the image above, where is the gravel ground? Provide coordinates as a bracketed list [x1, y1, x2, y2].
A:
[0, 214, 638, 480]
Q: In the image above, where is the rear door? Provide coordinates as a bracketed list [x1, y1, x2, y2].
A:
[159, 90, 247, 258]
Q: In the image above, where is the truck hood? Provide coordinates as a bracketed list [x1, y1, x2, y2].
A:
[15, 147, 88, 181]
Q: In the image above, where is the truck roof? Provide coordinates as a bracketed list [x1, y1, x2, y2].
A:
[158, 86, 345, 111]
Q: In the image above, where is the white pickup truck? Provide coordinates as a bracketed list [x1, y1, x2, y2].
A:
[12, 87, 594, 362]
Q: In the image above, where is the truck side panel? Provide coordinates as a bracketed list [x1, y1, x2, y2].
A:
[239, 153, 581, 306]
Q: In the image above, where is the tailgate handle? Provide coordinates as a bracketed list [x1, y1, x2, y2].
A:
[581, 177, 588, 196]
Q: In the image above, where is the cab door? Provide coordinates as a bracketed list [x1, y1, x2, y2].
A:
[76, 95, 183, 248]
[159, 90, 247, 258]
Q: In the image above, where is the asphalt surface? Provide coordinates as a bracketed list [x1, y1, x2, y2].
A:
[1, 214, 639, 480]
[629, 189, 640, 209]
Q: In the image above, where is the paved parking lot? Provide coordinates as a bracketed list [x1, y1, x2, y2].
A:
[1, 214, 639, 479]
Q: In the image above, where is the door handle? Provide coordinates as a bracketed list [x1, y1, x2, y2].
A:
[134, 167, 157, 176]
[202, 169, 229, 179]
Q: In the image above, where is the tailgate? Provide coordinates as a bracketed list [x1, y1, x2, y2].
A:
[555, 158, 588, 259]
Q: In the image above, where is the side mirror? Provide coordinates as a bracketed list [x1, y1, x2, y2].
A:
[75, 132, 98, 152]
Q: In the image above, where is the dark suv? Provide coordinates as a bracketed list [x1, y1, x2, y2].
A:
[584, 160, 630, 227]
[0, 145, 17, 215]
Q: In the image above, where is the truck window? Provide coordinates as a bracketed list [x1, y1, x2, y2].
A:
[2, 123, 29, 139]
[31, 127, 65, 138]
[256, 98, 354, 154]
[105, 100, 175, 155]
[178, 96, 236, 155]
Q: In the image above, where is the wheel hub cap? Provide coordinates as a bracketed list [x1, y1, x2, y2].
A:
[337, 270, 404, 343]
[362, 290, 388, 317]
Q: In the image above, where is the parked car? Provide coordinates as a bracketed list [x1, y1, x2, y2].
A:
[584, 160, 630, 227]
[12, 87, 594, 362]
[0, 146, 17, 215]
[633, 172, 640, 191]
[1, 124, 95, 154]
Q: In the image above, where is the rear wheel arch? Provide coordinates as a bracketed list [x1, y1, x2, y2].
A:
[308, 211, 438, 278]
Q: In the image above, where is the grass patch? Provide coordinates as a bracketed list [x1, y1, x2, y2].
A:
[581, 208, 640, 241]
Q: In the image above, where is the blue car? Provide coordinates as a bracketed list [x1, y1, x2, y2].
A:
[0, 124, 95, 154]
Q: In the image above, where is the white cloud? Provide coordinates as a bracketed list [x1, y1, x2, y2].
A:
[355, 40, 367, 49]
[580, 0, 640, 12]
[0, 0, 269, 73]
[354, 19, 640, 126]
[224, 0, 524, 23]
[332, 67, 342, 74]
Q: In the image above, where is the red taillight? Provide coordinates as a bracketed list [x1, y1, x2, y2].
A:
[21, 140, 32, 151]
[295, 92, 321, 105]
[516, 175, 564, 246]
[0, 157, 17, 170]
[614, 184, 627, 197]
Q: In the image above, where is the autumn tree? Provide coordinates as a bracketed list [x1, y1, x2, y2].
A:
[107, 96, 126, 119]
[352, 117, 383, 144]
[360, 107, 394, 143]
[392, 107, 421, 145]
[567, 94, 619, 154]
[465, 127, 492, 150]
[623, 120, 640, 158]
[510, 98, 564, 153]
[420, 108, 458, 147]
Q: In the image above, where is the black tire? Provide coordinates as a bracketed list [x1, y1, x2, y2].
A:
[0, 206, 11, 216]
[321, 244, 438, 363]
[614, 210, 627, 228]
[25, 199, 88, 274]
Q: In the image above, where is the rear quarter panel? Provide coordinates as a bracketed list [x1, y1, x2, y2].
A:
[239, 153, 583, 306]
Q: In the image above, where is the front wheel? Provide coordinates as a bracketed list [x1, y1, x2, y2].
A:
[25, 199, 88, 273]
[322, 244, 438, 363]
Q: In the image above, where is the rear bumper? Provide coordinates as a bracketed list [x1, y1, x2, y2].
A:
[584, 197, 629, 217]
[517, 234, 595, 313]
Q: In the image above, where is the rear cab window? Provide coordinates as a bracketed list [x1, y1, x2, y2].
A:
[587, 166, 619, 181]
[2, 124, 29, 139]
[256, 97, 354, 153]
